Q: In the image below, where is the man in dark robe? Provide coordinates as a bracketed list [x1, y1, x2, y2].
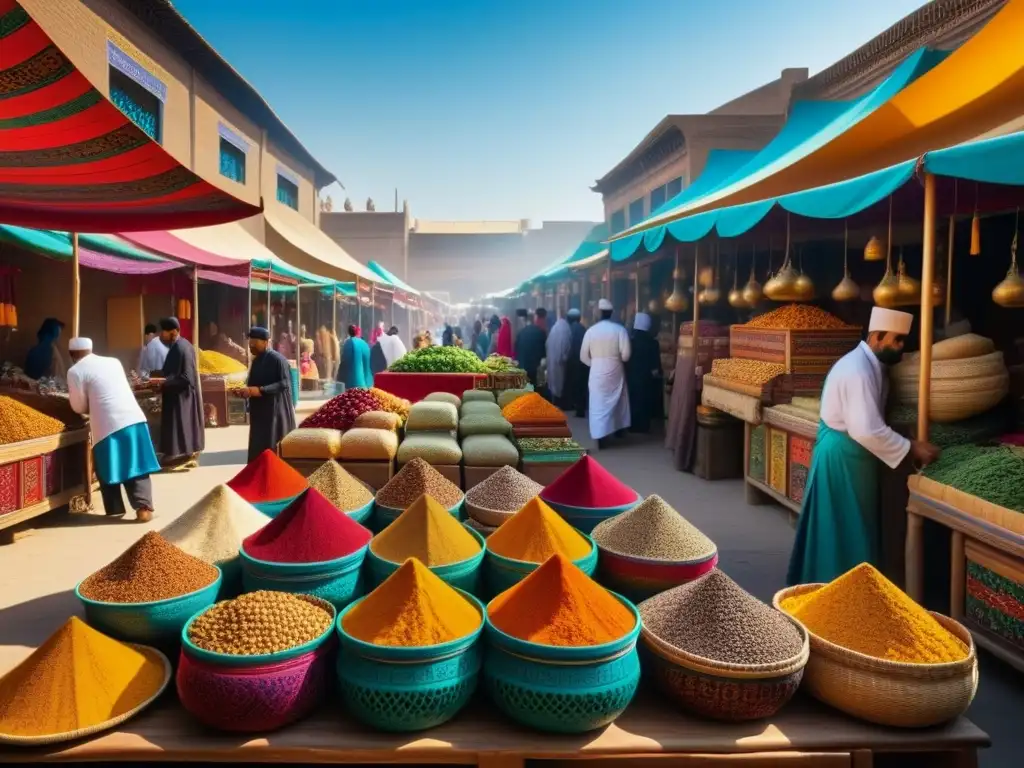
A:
[626, 312, 664, 433]
[514, 308, 547, 387]
[566, 309, 588, 417]
[153, 317, 204, 469]
[240, 326, 295, 463]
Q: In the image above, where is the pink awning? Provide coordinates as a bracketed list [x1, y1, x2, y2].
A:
[118, 230, 248, 273]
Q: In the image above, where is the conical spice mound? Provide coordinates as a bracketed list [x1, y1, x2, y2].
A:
[376, 457, 463, 508]
[160, 484, 268, 566]
[541, 455, 639, 508]
[371, 494, 481, 566]
[486, 497, 590, 563]
[591, 494, 716, 562]
[226, 449, 307, 502]
[307, 461, 373, 512]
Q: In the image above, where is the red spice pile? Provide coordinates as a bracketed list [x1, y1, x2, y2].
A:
[227, 450, 308, 502]
[242, 488, 372, 563]
[300, 388, 384, 431]
[540, 455, 639, 508]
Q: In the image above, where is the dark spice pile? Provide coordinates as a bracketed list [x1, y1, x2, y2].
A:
[592, 495, 715, 561]
[465, 465, 542, 511]
[376, 458, 463, 508]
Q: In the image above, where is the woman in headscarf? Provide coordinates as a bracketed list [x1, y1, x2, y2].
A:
[626, 312, 663, 433]
[442, 324, 455, 346]
[486, 315, 501, 356]
[25, 318, 66, 380]
[496, 317, 514, 358]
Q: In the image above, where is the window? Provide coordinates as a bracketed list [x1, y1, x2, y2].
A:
[650, 186, 666, 213]
[666, 176, 684, 199]
[610, 209, 626, 233]
[277, 175, 299, 209]
[219, 138, 246, 183]
[628, 198, 645, 226]
[109, 68, 160, 142]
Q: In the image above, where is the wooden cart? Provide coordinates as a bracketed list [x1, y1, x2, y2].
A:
[743, 405, 819, 517]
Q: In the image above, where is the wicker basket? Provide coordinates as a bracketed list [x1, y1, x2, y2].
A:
[892, 351, 1006, 381]
[895, 377, 1009, 423]
[772, 584, 978, 728]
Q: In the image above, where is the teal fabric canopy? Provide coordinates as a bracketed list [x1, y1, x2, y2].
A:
[924, 130, 1024, 185]
[368, 260, 418, 295]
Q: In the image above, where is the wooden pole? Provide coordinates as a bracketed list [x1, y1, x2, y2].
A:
[71, 233, 80, 338]
[246, 263, 253, 366]
[192, 266, 200, 347]
[944, 214, 955, 330]
[691, 244, 701, 346]
[918, 173, 937, 442]
[266, 263, 273, 342]
[295, 284, 302, 357]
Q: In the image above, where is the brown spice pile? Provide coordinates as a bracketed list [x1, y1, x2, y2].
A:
[0, 396, 66, 445]
[376, 457, 463, 508]
[307, 461, 374, 511]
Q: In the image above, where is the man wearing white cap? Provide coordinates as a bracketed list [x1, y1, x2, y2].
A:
[787, 307, 940, 586]
[580, 298, 631, 447]
[66, 338, 159, 522]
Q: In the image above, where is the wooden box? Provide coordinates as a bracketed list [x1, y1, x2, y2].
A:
[964, 538, 1024, 653]
[426, 463, 462, 489]
[730, 326, 860, 394]
[522, 460, 574, 487]
[281, 458, 326, 478]
[227, 397, 248, 426]
[767, 428, 788, 496]
[748, 424, 766, 483]
[201, 376, 230, 430]
[788, 434, 813, 505]
[464, 465, 504, 489]
[701, 377, 763, 423]
[340, 459, 395, 491]
[694, 416, 744, 481]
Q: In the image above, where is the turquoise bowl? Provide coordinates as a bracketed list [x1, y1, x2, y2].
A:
[253, 494, 301, 518]
[345, 498, 375, 527]
[483, 592, 641, 733]
[484, 533, 598, 598]
[365, 525, 485, 595]
[334, 590, 485, 731]
[76, 567, 222, 648]
[239, 545, 368, 611]
[373, 496, 465, 533]
[541, 496, 642, 534]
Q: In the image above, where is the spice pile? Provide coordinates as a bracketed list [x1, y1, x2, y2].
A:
[387, 346, 487, 373]
[369, 388, 411, 421]
[242, 489, 372, 564]
[922, 443, 1024, 511]
[197, 350, 247, 376]
[160, 484, 268, 567]
[343, 559, 482, 646]
[488, 554, 634, 646]
[502, 393, 566, 425]
[516, 437, 586, 464]
[887, 406, 1005, 449]
[465, 466, 542, 513]
[371, 494, 481, 566]
[188, 592, 333, 656]
[300, 388, 387, 431]
[79, 532, 219, 603]
[743, 304, 853, 330]
[0, 395, 67, 444]
[710, 359, 786, 386]
[540, 456, 639, 509]
[306, 461, 374, 512]
[781, 563, 968, 663]
[482, 355, 523, 373]
[487, 498, 591, 563]
[0, 617, 167, 739]
[592, 495, 715, 562]
[376, 457, 464, 509]
[641, 570, 802, 665]
[226, 449, 308, 503]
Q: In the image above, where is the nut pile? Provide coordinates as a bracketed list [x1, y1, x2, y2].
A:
[79, 532, 219, 603]
[376, 457, 463, 508]
[0, 395, 67, 444]
[188, 591, 333, 655]
[640, 570, 803, 665]
[592, 495, 715, 561]
[465, 465, 543, 511]
[307, 460, 373, 511]
[710, 358, 786, 386]
[743, 304, 852, 330]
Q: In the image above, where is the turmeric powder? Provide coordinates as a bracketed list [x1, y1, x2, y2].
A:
[370, 494, 481, 566]
[501, 393, 566, 425]
[486, 497, 591, 563]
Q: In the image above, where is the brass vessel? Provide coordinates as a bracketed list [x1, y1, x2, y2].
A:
[864, 235, 884, 262]
[664, 251, 689, 313]
[895, 251, 921, 306]
[993, 230, 1024, 307]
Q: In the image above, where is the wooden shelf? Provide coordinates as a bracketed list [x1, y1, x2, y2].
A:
[0, 428, 89, 465]
[0, 486, 84, 534]
[746, 476, 801, 515]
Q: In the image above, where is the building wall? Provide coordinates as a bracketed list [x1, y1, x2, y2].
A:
[408, 233, 527, 303]
[320, 211, 410, 282]
[710, 68, 808, 116]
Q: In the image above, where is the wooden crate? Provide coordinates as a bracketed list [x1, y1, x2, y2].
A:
[522, 460, 575, 486]
[767, 428, 788, 497]
[464, 465, 505, 489]
[340, 459, 395, 491]
[730, 326, 859, 394]
[788, 433, 814, 505]
[701, 377, 763, 424]
[964, 538, 1024, 655]
[748, 424, 766, 484]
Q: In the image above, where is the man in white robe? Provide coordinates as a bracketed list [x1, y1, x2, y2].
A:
[545, 311, 572, 406]
[378, 326, 408, 367]
[580, 299, 631, 448]
[786, 307, 941, 585]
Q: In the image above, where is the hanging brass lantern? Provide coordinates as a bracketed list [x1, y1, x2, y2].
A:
[832, 222, 859, 302]
[864, 235, 885, 262]
[698, 266, 715, 289]
[792, 248, 815, 301]
[698, 242, 721, 305]
[664, 251, 689, 313]
[895, 249, 921, 306]
[993, 216, 1024, 307]
[764, 216, 801, 300]
[728, 253, 748, 308]
[873, 197, 900, 307]
[741, 242, 762, 305]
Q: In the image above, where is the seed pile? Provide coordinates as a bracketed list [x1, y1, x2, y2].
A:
[306, 460, 374, 511]
[465, 466, 543, 511]
[710, 358, 786, 386]
[376, 457, 463, 508]
[516, 437, 585, 453]
[343, 559, 482, 646]
[489, 554, 635, 646]
[887, 407, 1004, 449]
[368, 388, 411, 421]
[226, 449, 308, 502]
[487, 498, 591, 562]
[541, 455, 639, 508]
[159, 484, 268, 566]
[300, 388, 385, 431]
[743, 304, 853, 330]
[780, 563, 968, 664]
[187, 592, 333, 656]
[371, 494, 481, 566]
[197, 349, 247, 375]
[243, 489, 372, 563]
[592, 495, 715, 561]
[0, 395, 66, 444]
[641, 570, 802, 665]
[79, 532, 219, 603]
[502, 393, 567, 424]
[0, 617, 167, 738]
[922, 444, 1024, 511]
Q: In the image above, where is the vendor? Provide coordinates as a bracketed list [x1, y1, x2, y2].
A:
[153, 317, 205, 470]
[239, 327, 295, 463]
[24, 317, 66, 380]
[580, 299, 631, 448]
[786, 307, 941, 586]
[137, 323, 167, 374]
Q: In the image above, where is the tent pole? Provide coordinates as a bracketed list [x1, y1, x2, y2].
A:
[371, 283, 376, 331]
[944, 214, 955, 330]
[296, 284, 302, 359]
[246, 262, 253, 366]
[192, 267, 199, 347]
[71, 233, 80, 338]
[266, 263, 273, 343]
[918, 173, 937, 443]
[691, 244, 700, 347]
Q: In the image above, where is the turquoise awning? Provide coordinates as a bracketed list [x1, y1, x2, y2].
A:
[368, 260, 419, 295]
[923, 129, 1024, 185]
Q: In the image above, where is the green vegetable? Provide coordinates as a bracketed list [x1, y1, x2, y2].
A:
[388, 346, 488, 373]
[923, 443, 1024, 511]
[483, 355, 524, 373]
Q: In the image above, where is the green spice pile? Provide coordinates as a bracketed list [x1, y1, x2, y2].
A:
[188, 591, 333, 655]
[376, 457, 464, 508]
[388, 346, 487, 373]
[482, 355, 524, 373]
[307, 460, 374, 511]
[592, 495, 715, 562]
[465, 465, 543, 511]
[888, 406, 1007, 449]
[517, 437, 586, 463]
[922, 443, 1024, 511]
[640, 570, 803, 665]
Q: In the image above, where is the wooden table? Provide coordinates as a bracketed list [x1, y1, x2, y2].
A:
[0, 694, 987, 766]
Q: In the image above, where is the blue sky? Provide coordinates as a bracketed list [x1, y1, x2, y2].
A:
[173, 0, 925, 223]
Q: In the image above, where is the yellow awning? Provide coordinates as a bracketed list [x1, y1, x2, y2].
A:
[264, 206, 384, 284]
[171, 221, 276, 265]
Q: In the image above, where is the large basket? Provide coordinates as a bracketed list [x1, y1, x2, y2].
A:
[239, 546, 368, 611]
[541, 496, 642, 534]
[484, 534, 598, 598]
[773, 584, 978, 727]
[891, 351, 1006, 381]
[597, 547, 718, 603]
[366, 525, 485, 596]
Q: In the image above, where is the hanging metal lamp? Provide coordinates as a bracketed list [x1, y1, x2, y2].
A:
[832, 221, 859, 302]
[664, 249, 689, 313]
[993, 209, 1024, 307]
[873, 196, 900, 307]
[741, 241, 763, 306]
[764, 216, 799, 300]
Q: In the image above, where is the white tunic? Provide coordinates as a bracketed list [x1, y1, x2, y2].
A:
[137, 335, 168, 374]
[545, 318, 572, 397]
[580, 320, 632, 439]
[819, 341, 910, 469]
[378, 334, 408, 366]
[68, 354, 148, 445]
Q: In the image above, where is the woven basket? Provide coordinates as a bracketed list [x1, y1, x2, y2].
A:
[896, 378, 1009, 423]
[892, 351, 1006, 381]
[772, 584, 978, 727]
[465, 500, 516, 528]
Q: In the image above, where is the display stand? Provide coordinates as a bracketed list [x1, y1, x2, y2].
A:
[374, 372, 488, 403]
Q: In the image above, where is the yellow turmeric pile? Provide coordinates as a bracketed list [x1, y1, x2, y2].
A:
[501, 393, 566, 425]
[370, 494, 481, 566]
[198, 349, 247, 376]
[487, 497, 591, 563]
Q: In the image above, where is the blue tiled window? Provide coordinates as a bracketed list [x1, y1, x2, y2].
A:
[628, 198, 645, 226]
[610, 209, 626, 233]
[277, 175, 299, 209]
[110, 68, 160, 142]
[219, 138, 246, 183]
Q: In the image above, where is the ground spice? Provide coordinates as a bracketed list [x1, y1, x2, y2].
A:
[159, 484, 268, 566]
[197, 349, 247, 375]
[226, 449, 308, 502]
[743, 304, 853, 330]
[371, 494, 481, 566]
[306, 461, 374, 511]
[540, 455, 639, 508]
[465, 465, 542, 511]
[922, 443, 1024, 511]
[187, 591, 333, 656]
[501, 393, 567, 424]
[486, 497, 591, 562]
[488, 554, 634, 646]
[592, 495, 716, 561]
[376, 457, 463, 508]
[0, 395, 66, 445]
[242, 488, 372, 563]
[79, 532, 219, 603]
[368, 388, 412, 421]
[0, 617, 166, 738]
[781, 563, 969, 664]
[640, 570, 802, 665]
[342, 558, 482, 646]
[710, 358, 787, 386]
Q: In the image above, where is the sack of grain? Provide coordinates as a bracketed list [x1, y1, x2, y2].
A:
[338, 428, 400, 460]
[497, 389, 532, 408]
[461, 401, 504, 418]
[462, 434, 519, 467]
[353, 410, 402, 431]
[279, 428, 344, 459]
[932, 333, 994, 361]
[397, 434, 463, 465]
[406, 401, 459, 431]
[462, 389, 496, 404]
[459, 413, 512, 438]
[423, 391, 462, 409]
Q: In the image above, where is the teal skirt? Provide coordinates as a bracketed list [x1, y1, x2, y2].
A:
[94, 423, 161, 486]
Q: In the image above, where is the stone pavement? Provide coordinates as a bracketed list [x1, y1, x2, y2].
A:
[0, 414, 1020, 765]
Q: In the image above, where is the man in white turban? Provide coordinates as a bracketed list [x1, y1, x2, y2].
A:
[787, 307, 941, 586]
[580, 299, 631, 447]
